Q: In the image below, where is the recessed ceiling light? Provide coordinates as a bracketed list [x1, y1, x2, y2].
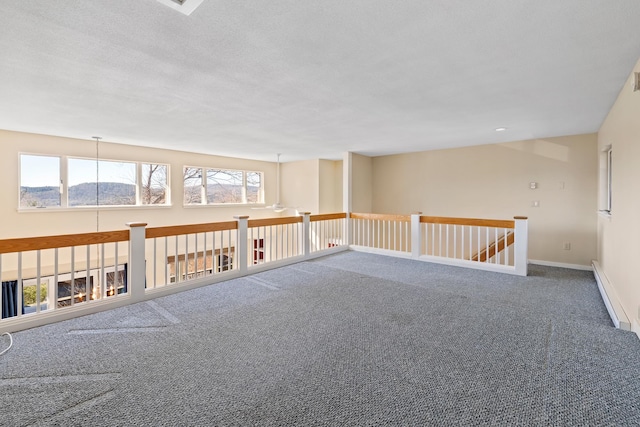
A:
[155, 0, 204, 15]
[495, 127, 507, 132]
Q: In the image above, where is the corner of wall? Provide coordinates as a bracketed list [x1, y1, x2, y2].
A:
[595, 56, 640, 340]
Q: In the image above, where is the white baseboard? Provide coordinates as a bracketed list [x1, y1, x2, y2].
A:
[592, 260, 631, 331]
[349, 245, 524, 276]
[528, 259, 592, 271]
[348, 245, 413, 259]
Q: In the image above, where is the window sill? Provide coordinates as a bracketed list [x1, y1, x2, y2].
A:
[18, 204, 173, 213]
[183, 203, 265, 209]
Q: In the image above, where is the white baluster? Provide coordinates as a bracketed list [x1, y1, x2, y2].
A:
[36, 250, 41, 312]
[70, 248, 74, 306]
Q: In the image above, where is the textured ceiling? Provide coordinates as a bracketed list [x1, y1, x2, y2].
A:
[1, 1, 639, 161]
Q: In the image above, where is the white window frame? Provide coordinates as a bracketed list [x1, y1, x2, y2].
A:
[18, 153, 171, 210]
[67, 156, 138, 207]
[138, 163, 171, 206]
[183, 166, 264, 206]
[19, 153, 63, 208]
[598, 145, 612, 216]
[167, 250, 233, 283]
[21, 276, 53, 314]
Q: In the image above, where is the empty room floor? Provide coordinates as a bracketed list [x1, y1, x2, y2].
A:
[1, 252, 639, 426]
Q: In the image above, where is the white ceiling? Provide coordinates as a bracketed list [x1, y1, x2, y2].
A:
[1, 0, 639, 162]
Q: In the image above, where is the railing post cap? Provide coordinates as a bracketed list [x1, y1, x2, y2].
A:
[234, 215, 250, 219]
[513, 216, 528, 220]
[126, 222, 148, 228]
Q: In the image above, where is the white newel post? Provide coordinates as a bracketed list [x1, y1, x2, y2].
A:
[126, 222, 147, 302]
[411, 212, 422, 259]
[301, 212, 311, 258]
[234, 216, 249, 275]
[514, 216, 528, 276]
[343, 151, 352, 248]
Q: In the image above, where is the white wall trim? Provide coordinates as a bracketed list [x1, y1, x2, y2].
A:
[349, 245, 520, 275]
[349, 245, 413, 260]
[529, 259, 593, 271]
[592, 260, 631, 330]
[417, 254, 518, 275]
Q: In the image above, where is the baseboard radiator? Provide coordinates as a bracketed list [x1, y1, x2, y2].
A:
[592, 260, 631, 330]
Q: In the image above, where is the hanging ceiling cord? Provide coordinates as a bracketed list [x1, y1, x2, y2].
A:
[92, 136, 102, 232]
[0, 332, 13, 356]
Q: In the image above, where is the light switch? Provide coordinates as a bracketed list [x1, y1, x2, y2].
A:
[531, 201, 540, 207]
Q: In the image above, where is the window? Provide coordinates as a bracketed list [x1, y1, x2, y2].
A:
[22, 278, 51, 314]
[606, 147, 612, 213]
[68, 158, 136, 206]
[207, 169, 243, 203]
[183, 167, 203, 204]
[20, 155, 61, 208]
[21, 264, 127, 313]
[56, 275, 94, 307]
[140, 163, 169, 205]
[18, 154, 170, 209]
[183, 167, 263, 205]
[167, 248, 234, 283]
[246, 171, 262, 203]
[599, 145, 612, 214]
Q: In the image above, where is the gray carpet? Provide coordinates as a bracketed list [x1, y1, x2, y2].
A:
[1, 251, 639, 426]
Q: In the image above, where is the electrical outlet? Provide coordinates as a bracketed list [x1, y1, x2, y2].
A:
[563, 242, 571, 251]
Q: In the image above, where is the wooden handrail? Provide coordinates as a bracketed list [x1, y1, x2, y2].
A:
[350, 213, 411, 222]
[146, 221, 238, 239]
[420, 216, 515, 229]
[471, 231, 515, 262]
[310, 213, 347, 222]
[0, 214, 521, 256]
[248, 216, 302, 228]
[0, 230, 130, 255]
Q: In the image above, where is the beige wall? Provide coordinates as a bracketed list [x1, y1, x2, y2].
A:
[352, 153, 373, 213]
[318, 159, 343, 214]
[0, 129, 277, 238]
[281, 159, 343, 214]
[597, 58, 640, 331]
[281, 159, 319, 214]
[371, 134, 598, 266]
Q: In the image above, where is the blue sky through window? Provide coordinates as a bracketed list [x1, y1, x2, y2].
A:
[20, 155, 59, 187]
[68, 159, 136, 186]
[21, 155, 137, 187]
